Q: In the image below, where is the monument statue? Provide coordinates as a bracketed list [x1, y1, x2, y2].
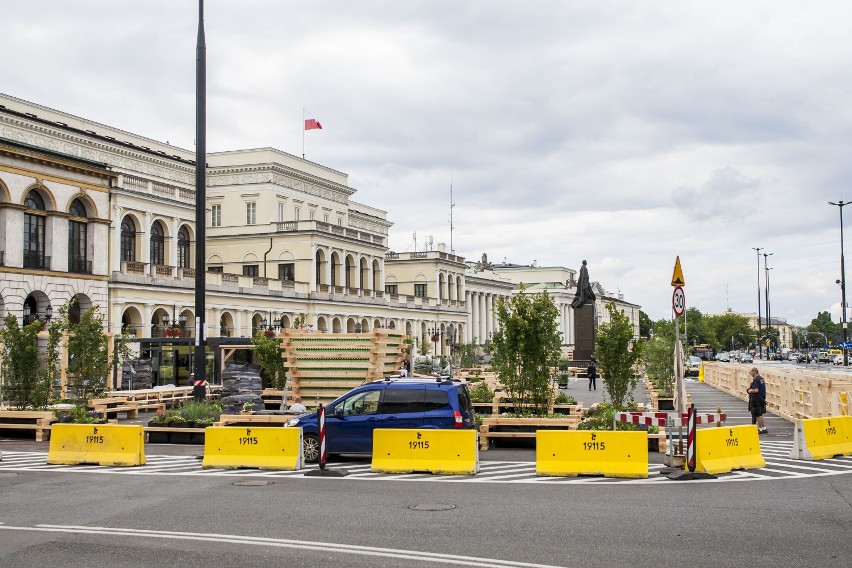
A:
[571, 260, 596, 309]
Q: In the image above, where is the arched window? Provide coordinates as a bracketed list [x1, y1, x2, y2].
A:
[150, 221, 165, 266]
[68, 199, 89, 273]
[23, 191, 47, 269]
[121, 216, 136, 262]
[177, 226, 190, 268]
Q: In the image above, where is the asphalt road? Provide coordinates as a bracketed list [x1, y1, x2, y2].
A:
[0, 462, 850, 568]
[1, 374, 850, 567]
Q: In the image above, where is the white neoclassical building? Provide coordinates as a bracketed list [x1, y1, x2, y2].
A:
[0, 93, 640, 382]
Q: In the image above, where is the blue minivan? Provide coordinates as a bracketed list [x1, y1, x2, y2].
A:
[285, 378, 475, 462]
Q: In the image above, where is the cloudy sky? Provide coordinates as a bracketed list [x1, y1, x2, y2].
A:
[3, 1, 851, 326]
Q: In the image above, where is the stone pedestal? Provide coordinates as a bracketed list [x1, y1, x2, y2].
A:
[573, 304, 596, 361]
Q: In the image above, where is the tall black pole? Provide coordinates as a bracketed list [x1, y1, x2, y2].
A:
[752, 247, 763, 359]
[193, 0, 207, 393]
[830, 201, 848, 366]
[763, 252, 772, 357]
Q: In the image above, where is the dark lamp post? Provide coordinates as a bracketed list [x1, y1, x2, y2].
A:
[830, 200, 849, 366]
[162, 313, 170, 326]
[178, 313, 187, 326]
[752, 247, 763, 359]
[45, 304, 53, 323]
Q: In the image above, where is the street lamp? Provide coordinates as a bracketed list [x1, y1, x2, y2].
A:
[752, 247, 763, 359]
[45, 304, 53, 324]
[763, 253, 773, 358]
[830, 200, 849, 365]
[162, 313, 170, 327]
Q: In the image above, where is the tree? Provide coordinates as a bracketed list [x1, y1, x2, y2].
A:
[490, 288, 562, 415]
[643, 334, 674, 394]
[456, 341, 479, 368]
[703, 313, 754, 352]
[252, 332, 287, 390]
[595, 302, 642, 408]
[808, 312, 840, 345]
[0, 314, 50, 408]
[63, 305, 112, 401]
[639, 310, 653, 338]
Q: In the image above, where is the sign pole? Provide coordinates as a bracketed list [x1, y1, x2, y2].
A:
[318, 404, 326, 471]
[687, 403, 696, 472]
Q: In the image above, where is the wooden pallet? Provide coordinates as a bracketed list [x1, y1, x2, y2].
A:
[214, 414, 292, 427]
[0, 411, 57, 442]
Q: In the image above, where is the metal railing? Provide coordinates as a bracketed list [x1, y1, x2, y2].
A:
[68, 256, 92, 274]
[23, 252, 51, 270]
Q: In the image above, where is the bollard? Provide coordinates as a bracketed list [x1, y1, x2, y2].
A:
[304, 403, 348, 477]
[687, 404, 696, 472]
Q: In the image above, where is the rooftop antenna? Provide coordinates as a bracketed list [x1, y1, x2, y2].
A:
[413, 232, 417, 252]
[449, 170, 455, 255]
[427, 235, 434, 251]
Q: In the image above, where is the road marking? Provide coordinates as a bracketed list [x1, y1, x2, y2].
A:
[1, 442, 850, 484]
[0, 524, 567, 568]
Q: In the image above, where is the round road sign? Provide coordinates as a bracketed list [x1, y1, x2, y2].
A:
[673, 286, 685, 317]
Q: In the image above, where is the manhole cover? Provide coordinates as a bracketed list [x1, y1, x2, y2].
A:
[409, 503, 457, 512]
[232, 480, 274, 487]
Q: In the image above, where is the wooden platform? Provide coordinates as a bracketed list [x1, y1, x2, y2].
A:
[0, 411, 57, 441]
[214, 414, 292, 427]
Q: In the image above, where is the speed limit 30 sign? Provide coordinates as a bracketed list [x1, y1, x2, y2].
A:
[673, 286, 685, 317]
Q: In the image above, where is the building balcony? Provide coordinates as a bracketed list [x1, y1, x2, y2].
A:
[23, 252, 51, 270]
[68, 257, 93, 274]
[273, 220, 385, 247]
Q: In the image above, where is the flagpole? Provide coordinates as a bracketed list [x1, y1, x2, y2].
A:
[302, 107, 305, 159]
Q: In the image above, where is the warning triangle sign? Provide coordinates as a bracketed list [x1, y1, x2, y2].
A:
[671, 256, 685, 286]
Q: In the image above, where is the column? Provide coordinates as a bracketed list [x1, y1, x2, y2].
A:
[466, 291, 473, 337]
[479, 293, 487, 343]
[486, 294, 494, 340]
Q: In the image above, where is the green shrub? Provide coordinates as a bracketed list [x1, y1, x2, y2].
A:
[576, 402, 640, 431]
[554, 392, 576, 405]
[53, 405, 102, 424]
[469, 381, 493, 403]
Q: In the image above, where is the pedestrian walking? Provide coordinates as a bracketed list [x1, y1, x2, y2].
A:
[587, 357, 598, 391]
[747, 367, 768, 434]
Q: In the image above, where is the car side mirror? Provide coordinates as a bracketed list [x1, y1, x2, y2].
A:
[334, 408, 345, 419]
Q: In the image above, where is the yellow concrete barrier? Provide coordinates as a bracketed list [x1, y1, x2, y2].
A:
[536, 430, 648, 478]
[47, 424, 145, 466]
[371, 429, 479, 474]
[698, 363, 705, 382]
[790, 416, 852, 460]
[202, 426, 303, 470]
[693, 424, 764, 474]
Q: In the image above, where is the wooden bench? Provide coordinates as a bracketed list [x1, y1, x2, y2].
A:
[0, 411, 57, 442]
[89, 397, 140, 419]
[215, 414, 292, 427]
[479, 417, 577, 450]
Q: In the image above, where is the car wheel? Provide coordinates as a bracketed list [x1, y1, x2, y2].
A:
[303, 434, 320, 463]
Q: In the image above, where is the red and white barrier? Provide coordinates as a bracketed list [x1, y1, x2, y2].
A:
[614, 411, 726, 427]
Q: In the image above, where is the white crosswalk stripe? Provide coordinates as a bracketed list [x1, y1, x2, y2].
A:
[1, 441, 850, 484]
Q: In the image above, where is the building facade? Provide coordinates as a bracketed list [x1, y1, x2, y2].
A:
[0, 94, 640, 377]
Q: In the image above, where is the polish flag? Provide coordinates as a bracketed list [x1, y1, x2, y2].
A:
[304, 111, 322, 130]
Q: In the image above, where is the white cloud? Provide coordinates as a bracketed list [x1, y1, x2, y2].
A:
[3, 0, 852, 327]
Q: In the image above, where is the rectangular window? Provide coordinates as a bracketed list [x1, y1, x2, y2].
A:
[68, 220, 88, 273]
[423, 389, 450, 412]
[337, 218, 343, 226]
[309, 210, 315, 221]
[278, 263, 295, 281]
[324, 214, 329, 223]
[385, 284, 398, 295]
[243, 265, 259, 277]
[414, 283, 427, 298]
[207, 266, 223, 273]
[246, 202, 256, 225]
[211, 204, 222, 227]
[380, 387, 426, 415]
[295, 207, 301, 222]
[278, 203, 284, 222]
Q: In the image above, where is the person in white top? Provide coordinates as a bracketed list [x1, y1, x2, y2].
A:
[399, 366, 409, 377]
[288, 396, 307, 413]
